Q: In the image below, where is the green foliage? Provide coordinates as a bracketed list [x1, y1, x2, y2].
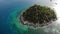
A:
[22, 4, 57, 24]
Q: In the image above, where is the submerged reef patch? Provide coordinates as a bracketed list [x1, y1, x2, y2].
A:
[10, 4, 57, 34]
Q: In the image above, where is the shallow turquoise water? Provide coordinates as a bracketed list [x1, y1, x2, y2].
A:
[0, 0, 35, 34]
[1, 0, 60, 34]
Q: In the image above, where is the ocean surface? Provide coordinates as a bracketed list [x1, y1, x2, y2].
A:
[0, 0, 60, 34]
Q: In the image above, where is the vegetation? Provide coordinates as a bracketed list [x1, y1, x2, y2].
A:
[21, 4, 57, 25]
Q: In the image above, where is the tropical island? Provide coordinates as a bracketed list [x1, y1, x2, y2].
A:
[20, 4, 57, 27]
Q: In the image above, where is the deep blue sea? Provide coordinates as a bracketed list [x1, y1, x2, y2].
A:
[0, 0, 38, 34]
[0, 0, 60, 34]
[0, 0, 31, 34]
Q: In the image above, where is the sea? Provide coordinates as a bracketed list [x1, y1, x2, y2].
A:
[0, 0, 60, 34]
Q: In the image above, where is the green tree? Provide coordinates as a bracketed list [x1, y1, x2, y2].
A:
[22, 4, 57, 25]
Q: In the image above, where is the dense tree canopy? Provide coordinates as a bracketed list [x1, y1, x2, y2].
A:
[21, 4, 57, 25]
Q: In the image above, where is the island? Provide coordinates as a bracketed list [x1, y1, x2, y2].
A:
[20, 4, 57, 27]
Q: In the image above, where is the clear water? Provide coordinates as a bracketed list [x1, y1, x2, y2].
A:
[0, 0, 60, 34]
